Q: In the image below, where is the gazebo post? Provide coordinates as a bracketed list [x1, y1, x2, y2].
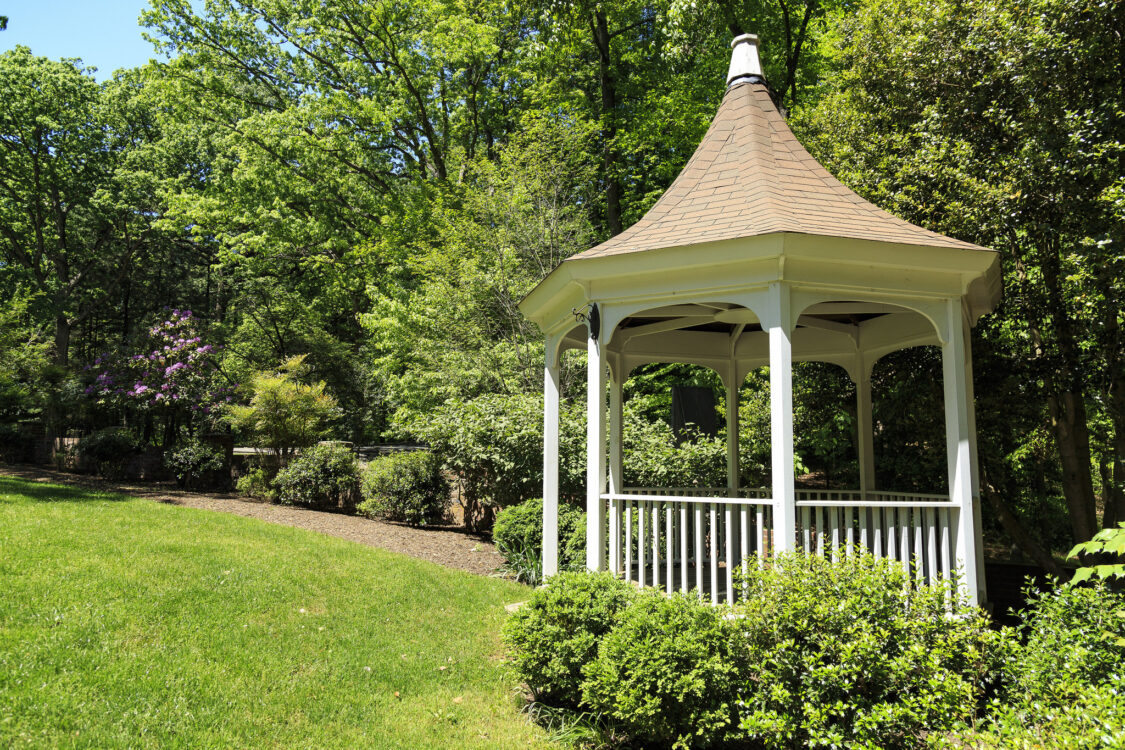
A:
[725, 361, 740, 496]
[942, 299, 981, 605]
[541, 351, 561, 579]
[608, 360, 624, 576]
[855, 355, 876, 497]
[962, 317, 988, 603]
[586, 316, 607, 572]
[767, 283, 796, 553]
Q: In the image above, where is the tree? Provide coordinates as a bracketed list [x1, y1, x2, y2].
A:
[794, 0, 1125, 553]
[0, 48, 116, 367]
[227, 356, 338, 469]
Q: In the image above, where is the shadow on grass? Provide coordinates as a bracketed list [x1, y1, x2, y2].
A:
[0, 476, 128, 503]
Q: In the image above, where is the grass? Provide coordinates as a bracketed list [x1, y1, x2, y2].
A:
[0, 476, 548, 749]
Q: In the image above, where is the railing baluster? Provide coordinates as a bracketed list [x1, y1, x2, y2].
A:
[801, 506, 811, 553]
[694, 503, 704, 597]
[661, 501, 670, 593]
[925, 508, 937, 586]
[725, 504, 734, 604]
[740, 505, 749, 595]
[609, 497, 620, 576]
[680, 502, 688, 594]
[885, 507, 896, 561]
[652, 502, 661, 591]
[638, 501, 646, 588]
[900, 510, 911, 575]
[624, 501, 633, 583]
[830, 506, 840, 562]
[709, 503, 719, 605]
[756, 505, 765, 565]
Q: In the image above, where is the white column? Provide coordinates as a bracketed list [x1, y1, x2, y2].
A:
[608, 363, 624, 575]
[542, 357, 561, 578]
[961, 317, 988, 604]
[942, 299, 981, 605]
[726, 362, 740, 496]
[855, 356, 876, 495]
[586, 320, 607, 571]
[768, 283, 796, 553]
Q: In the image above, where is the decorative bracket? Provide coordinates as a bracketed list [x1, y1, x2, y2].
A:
[573, 303, 600, 341]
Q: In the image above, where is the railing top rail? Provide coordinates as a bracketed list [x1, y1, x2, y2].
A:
[603, 492, 774, 507]
[795, 499, 956, 508]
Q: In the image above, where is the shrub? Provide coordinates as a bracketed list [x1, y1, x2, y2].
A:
[273, 443, 359, 509]
[411, 393, 586, 530]
[948, 580, 1125, 748]
[493, 497, 585, 584]
[358, 451, 449, 525]
[236, 467, 275, 502]
[1003, 581, 1125, 703]
[582, 591, 747, 749]
[502, 571, 634, 705]
[75, 427, 138, 478]
[165, 438, 228, 490]
[732, 552, 1002, 750]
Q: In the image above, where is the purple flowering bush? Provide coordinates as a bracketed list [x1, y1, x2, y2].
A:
[85, 310, 233, 436]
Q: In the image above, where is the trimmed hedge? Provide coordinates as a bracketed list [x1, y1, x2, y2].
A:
[273, 443, 359, 510]
[502, 572, 634, 705]
[503, 552, 1005, 749]
[358, 451, 449, 525]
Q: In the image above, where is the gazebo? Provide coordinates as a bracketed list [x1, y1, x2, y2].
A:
[518, 35, 1000, 606]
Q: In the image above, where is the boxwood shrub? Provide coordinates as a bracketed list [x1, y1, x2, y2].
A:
[358, 450, 449, 525]
[732, 552, 1002, 749]
[503, 552, 1005, 749]
[582, 591, 748, 749]
[492, 497, 585, 584]
[273, 443, 359, 510]
[502, 571, 634, 705]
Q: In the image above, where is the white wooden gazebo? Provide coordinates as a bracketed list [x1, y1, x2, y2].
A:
[518, 35, 1001, 606]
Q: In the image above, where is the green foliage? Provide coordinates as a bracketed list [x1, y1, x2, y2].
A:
[75, 428, 138, 479]
[235, 467, 276, 502]
[413, 393, 585, 529]
[1068, 523, 1125, 584]
[581, 592, 747, 749]
[492, 497, 586, 585]
[502, 572, 635, 705]
[733, 552, 1000, 749]
[273, 443, 359, 510]
[358, 451, 449, 526]
[227, 356, 339, 469]
[164, 438, 228, 491]
[622, 401, 726, 489]
[1001, 582, 1125, 704]
[948, 581, 1125, 747]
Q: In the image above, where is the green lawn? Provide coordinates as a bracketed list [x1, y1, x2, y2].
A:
[0, 476, 547, 749]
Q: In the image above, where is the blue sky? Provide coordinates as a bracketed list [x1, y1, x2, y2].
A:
[1, 1, 166, 79]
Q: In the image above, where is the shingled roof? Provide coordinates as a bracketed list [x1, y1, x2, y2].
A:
[572, 38, 989, 261]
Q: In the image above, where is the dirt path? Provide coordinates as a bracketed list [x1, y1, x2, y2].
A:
[0, 465, 505, 578]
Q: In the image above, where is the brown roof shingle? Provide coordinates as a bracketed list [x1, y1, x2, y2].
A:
[571, 81, 988, 260]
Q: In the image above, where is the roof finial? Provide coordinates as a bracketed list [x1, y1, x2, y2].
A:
[727, 34, 763, 88]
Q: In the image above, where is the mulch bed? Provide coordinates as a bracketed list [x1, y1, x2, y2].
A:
[0, 465, 505, 578]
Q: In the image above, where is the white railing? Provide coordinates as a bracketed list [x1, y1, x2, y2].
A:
[604, 488, 774, 604]
[601, 487, 958, 602]
[794, 490, 957, 587]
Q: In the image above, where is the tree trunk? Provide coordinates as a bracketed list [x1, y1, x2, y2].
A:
[592, 10, 622, 236]
[53, 315, 70, 368]
[1047, 391, 1098, 541]
[1106, 375, 1125, 527]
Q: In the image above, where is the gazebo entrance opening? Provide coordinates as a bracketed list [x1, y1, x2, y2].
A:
[522, 34, 999, 607]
